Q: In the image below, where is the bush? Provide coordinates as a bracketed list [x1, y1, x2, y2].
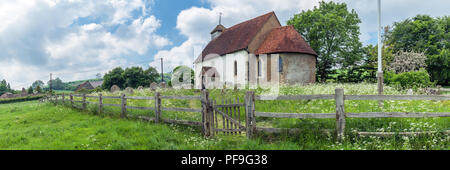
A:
[385, 69, 434, 90]
[0, 95, 45, 104]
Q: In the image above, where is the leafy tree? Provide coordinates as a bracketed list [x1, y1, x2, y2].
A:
[102, 67, 125, 90]
[96, 73, 102, 79]
[35, 85, 42, 93]
[386, 15, 448, 56]
[287, 1, 363, 82]
[32, 80, 44, 89]
[144, 67, 160, 85]
[122, 67, 147, 88]
[47, 77, 64, 90]
[385, 15, 449, 85]
[27, 86, 33, 94]
[0, 79, 13, 95]
[428, 49, 450, 85]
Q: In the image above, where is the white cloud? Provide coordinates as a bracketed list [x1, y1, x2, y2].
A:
[0, 0, 170, 89]
[150, 0, 319, 73]
[152, 0, 450, 73]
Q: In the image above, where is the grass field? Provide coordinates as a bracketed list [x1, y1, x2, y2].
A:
[1, 83, 449, 150]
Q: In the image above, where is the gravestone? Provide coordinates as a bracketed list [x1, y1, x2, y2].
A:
[110, 85, 121, 92]
[125, 87, 134, 94]
[150, 82, 157, 91]
[407, 89, 413, 95]
[159, 82, 166, 89]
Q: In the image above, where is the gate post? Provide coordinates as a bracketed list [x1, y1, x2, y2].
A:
[201, 90, 212, 137]
[335, 88, 345, 141]
[245, 91, 256, 139]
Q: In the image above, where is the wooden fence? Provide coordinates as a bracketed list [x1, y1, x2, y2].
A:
[42, 88, 450, 140]
[44, 91, 216, 136]
[247, 88, 450, 140]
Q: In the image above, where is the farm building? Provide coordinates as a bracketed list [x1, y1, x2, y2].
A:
[194, 11, 317, 89]
[75, 81, 103, 91]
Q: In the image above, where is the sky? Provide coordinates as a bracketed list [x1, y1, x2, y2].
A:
[0, 0, 449, 89]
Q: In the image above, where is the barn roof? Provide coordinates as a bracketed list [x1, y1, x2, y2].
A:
[195, 12, 276, 63]
[255, 26, 317, 56]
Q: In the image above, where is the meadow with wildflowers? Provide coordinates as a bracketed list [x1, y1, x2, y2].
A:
[0, 83, 448, 150]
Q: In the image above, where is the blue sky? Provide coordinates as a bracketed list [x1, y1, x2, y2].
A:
[0, 0, 449, 89]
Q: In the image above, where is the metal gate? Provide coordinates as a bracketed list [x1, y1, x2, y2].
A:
[210, 97, 246, 135]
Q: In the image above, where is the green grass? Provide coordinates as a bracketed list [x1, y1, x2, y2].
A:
[0, 101, 306, 150]
[1, 83, 449, 150]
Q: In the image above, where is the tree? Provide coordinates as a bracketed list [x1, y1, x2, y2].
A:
[386, 15, 447, 56]
[27, 86, 33, 94]
[385, 15, 449, 85]
[122, 67, 147, 88]
[428, 49, 450, 85]
[287, 1, 363, 82]
[102, 67, 125, 90]
[144, 67, 159, 85]
[96, 73, 102, 79]
[32, 80, 44, 89]
[0, 79, 13, 95]
[47, 77, 64, 90]
[35, 85, 42, 93]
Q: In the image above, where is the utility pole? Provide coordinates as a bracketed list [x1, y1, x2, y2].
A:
[160, 58, 164, 83]
[50, 73, 53, 93]
[377, 0, 384, 106]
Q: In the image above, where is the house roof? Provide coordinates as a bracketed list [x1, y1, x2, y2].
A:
[255, 26, 317, 56]
[195, 12, 276, 63]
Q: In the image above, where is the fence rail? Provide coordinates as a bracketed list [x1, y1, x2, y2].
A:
[251, 89, 450, 140]
[45, 91, 212, 137]
[42, 88, 450, 140]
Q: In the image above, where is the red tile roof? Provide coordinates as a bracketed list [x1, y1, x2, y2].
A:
[195, 12, 275, 63]
[255, 26, 317, 56]
[194, 12, 317, 64]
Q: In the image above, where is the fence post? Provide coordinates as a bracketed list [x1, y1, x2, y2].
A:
[335, 88, 345, 141]
[121, 93, 127, 118]
[377, 72, 384, 108]
[154, 92, 161, 123]
[70, 94, 73, 107]
[201, 90, 211, 137]
[62, 93, 65, 105]
[98, 93, 103, 115]
[54, 95, 58, 105]
[245, 91, 256, 139]
[82, 93, 87, 110]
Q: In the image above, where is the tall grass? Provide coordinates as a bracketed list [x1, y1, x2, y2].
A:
[46, 83, 449, 149]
